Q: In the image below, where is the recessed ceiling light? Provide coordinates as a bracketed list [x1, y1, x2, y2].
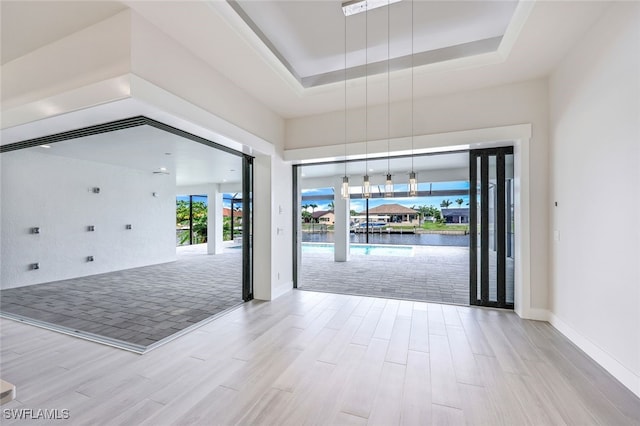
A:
[39, 145, 51, 148]
[369, 168, 374, 172]
[160, 167, 167, 172]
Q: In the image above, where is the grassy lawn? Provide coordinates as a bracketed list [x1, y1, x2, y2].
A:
[422, 222, 469, 232]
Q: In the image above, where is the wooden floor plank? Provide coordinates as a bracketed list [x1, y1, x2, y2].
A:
[447, 325, 483, 386]
[0, 290, 638, 426]
[401, 350, 432, 425]
[367, 361, 406, 425]
[351, 301, 385, 346]
[385, 317, 411, 365]
[339, 338, 390, 418]
[426, 303, 447, 336]
[372, 299, 399, 340]
[429, 334, 461, 409]
[409, 308, 429, 353]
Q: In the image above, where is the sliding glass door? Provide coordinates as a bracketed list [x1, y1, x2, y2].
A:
[469, 147, 514, 308]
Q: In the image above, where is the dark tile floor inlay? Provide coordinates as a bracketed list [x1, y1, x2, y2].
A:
[0, 245, 242, 349]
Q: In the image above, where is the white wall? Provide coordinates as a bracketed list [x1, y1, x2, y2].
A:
[1, 10, 131, 110]
[271, 155, 294, 298]
[1, 149, 176, 289]
[549, 2, 640, 396]
[130, 11, 284, 150]
[286, 78, 550, 310]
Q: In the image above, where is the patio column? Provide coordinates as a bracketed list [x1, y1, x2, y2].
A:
[334, 183, 350, 262]
[207, 187, 224, 255]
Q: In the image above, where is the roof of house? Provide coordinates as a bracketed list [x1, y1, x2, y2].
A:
[223, 208, 243, 218]
[311, 210, 333, 219]
[363, 204, 418, 215]
[441, 208, 470, 217]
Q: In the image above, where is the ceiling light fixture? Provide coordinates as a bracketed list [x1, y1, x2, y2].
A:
[384, 0, 394, 198]
[408, 0, 418, 197]
[341, 9, 350, 200]
[39, 145, 51, 149]
[362, 3, 371, 199]
[342, 0, 401, 17]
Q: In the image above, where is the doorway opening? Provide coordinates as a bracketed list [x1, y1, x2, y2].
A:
[294, 151, 471, 305]
[0, 117, 254, 353]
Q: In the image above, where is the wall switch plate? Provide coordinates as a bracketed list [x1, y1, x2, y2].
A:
[554, 230, 560, 242]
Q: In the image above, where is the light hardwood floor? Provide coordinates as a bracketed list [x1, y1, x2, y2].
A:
[1, 290, 639, 425]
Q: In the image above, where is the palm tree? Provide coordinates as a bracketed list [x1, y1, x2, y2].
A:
[308, 203, 319, 230]
[327, 201, 335, 211]
[412, 205, 431, 225]
[440, 200, 452, 224]
[456, 198, 464, 207]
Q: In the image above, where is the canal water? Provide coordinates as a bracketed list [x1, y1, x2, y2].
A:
[302, 232, 469, 247]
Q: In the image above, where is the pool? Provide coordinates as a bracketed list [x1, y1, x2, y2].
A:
[302, 243, 414, 257]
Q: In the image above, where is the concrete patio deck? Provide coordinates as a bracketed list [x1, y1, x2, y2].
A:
[299, 245, 471, 305]
[0, 244, 243, 352]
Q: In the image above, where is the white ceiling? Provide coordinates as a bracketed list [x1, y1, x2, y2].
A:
[0, 1, 127, 65]
[1, 0, 611, 119]
[123, 0, 610, 118]
[234, 0, 518, 85]
[27, 126, 243, 187]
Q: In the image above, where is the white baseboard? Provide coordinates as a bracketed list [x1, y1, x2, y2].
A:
[548, 312, 640, 398]
[519, 307, 550, 321]
[272, 281, 293, 300]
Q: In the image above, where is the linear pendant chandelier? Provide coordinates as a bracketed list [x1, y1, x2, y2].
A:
[384, 0, 394, 198]
[341, 9, 350, 200]
[362, 1, 371, 199]
[342, 0, 417, 199]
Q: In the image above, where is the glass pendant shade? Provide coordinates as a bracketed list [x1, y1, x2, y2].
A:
[408, 171, 418, 196]
[341, 176, 350, 199]
[362, 175, 371, 198]
[384, 174, 393, 197]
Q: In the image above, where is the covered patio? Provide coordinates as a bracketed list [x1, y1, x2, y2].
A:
[299, 245, 470, 305]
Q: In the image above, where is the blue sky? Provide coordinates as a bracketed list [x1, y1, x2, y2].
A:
[176, 181, 470, 213]
[301, 181, 470, 212]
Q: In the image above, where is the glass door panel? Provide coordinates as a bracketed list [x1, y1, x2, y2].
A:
[470, 147, 514, 309]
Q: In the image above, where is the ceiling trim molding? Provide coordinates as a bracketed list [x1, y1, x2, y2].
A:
[226, 0, 302, 83]
[302, 36, 502, 88]
[498, 0, 537, 59]
[225, 1, 530, 89]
